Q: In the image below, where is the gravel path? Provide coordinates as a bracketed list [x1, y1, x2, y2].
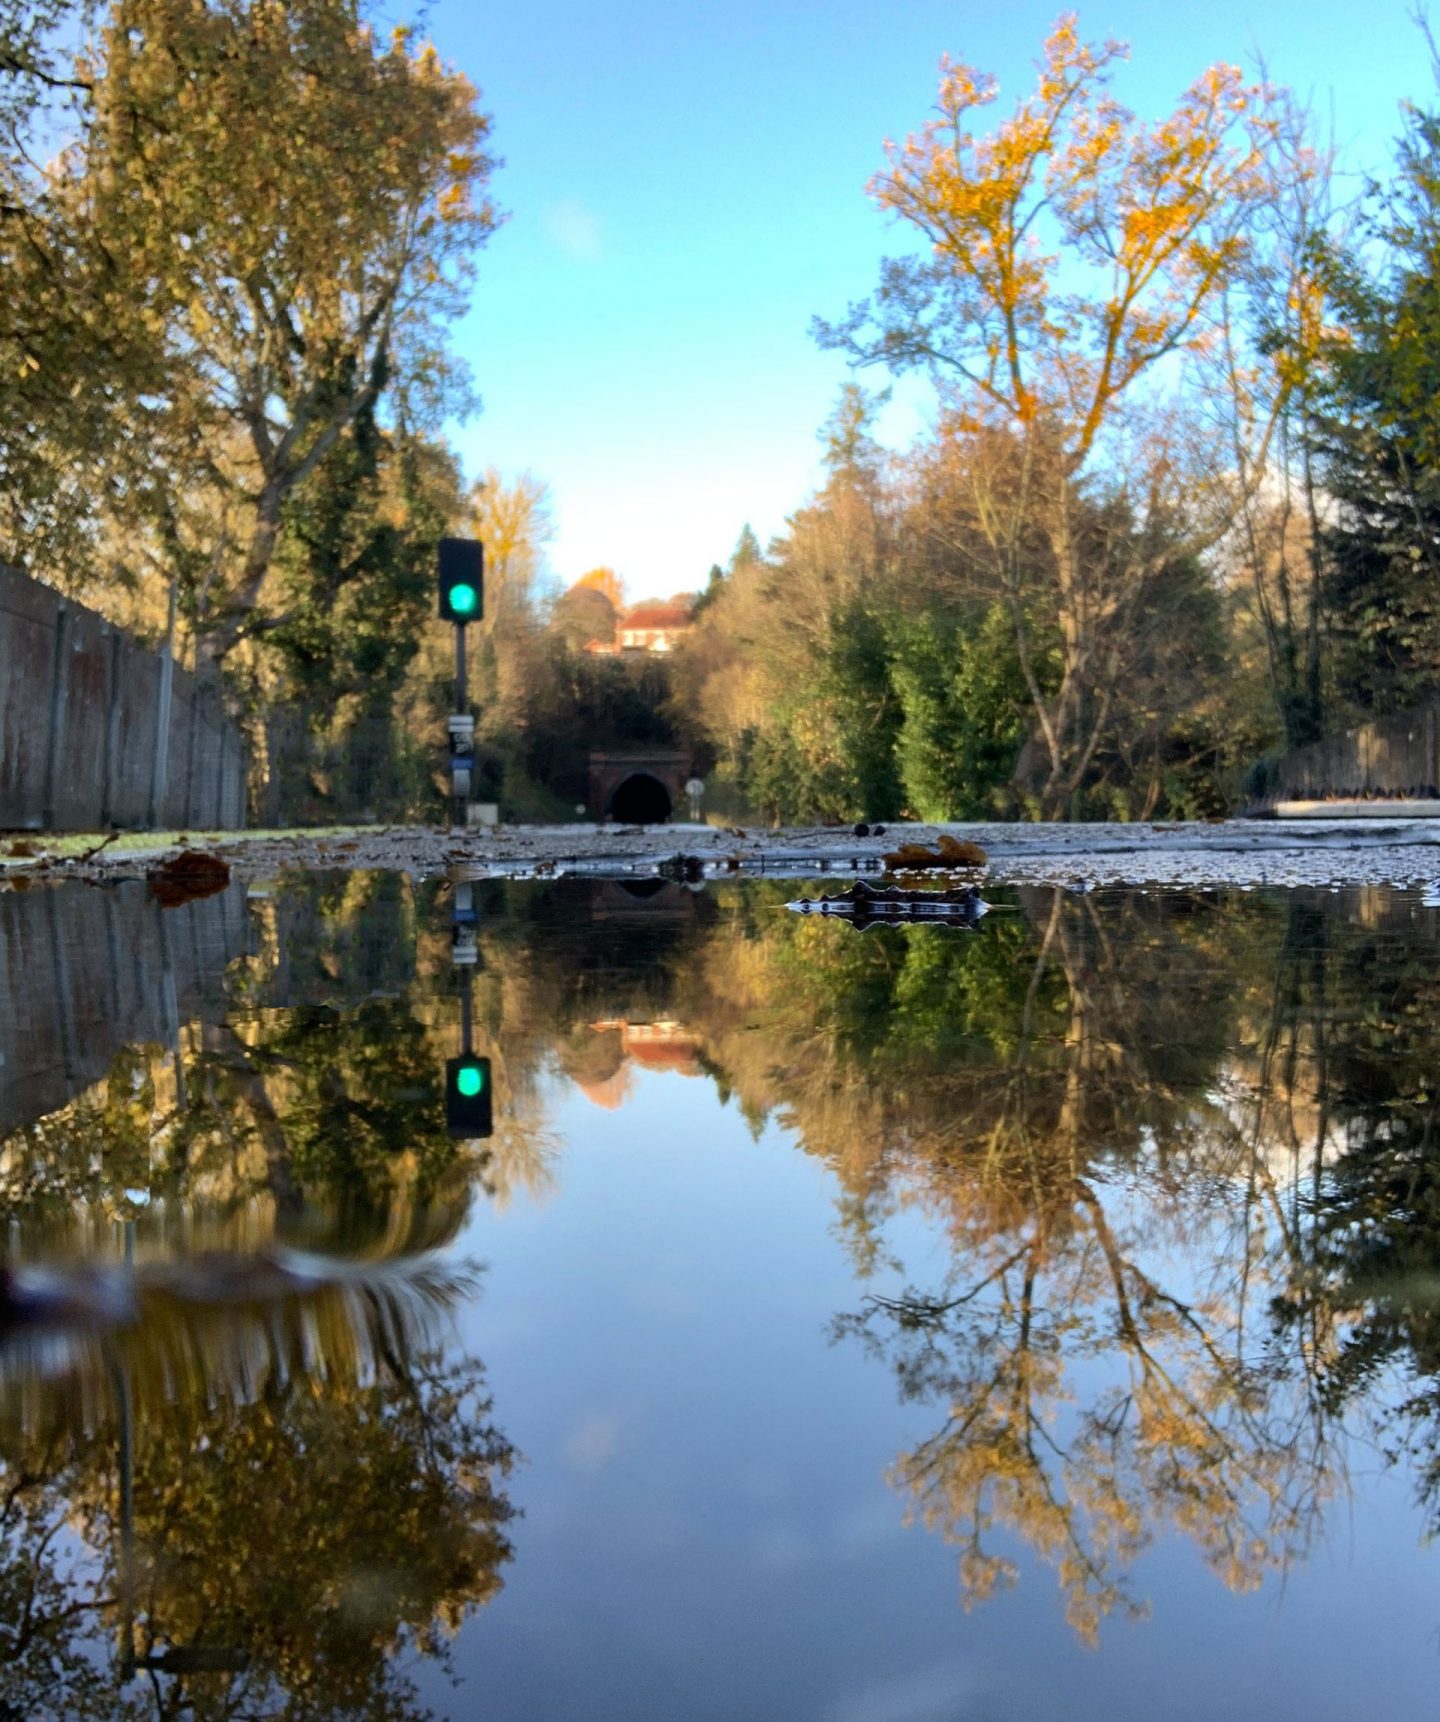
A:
[10, 816, 1440, 894]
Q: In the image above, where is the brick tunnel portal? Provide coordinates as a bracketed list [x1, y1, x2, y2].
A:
[588, 751, 691, 824]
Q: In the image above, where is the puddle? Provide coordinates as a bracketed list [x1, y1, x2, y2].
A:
[1, 872, 1438, 1718]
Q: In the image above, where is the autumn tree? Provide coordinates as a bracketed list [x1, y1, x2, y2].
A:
[818, 15, 1282, 815]
[70, 0, 499, 675]
[574, 564, 625, 612]
[1209, 89, 1336, 751]
[0, 0, 153, 580]
[673, 389, 906, 821]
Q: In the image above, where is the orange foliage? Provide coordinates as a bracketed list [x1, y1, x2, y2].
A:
[574, 567, 624, 611]
[868, 13, 1279, 464]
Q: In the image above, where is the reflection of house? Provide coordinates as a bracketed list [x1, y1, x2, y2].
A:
[585, 596, 697, 656]
[573, 1019, 704, 1109]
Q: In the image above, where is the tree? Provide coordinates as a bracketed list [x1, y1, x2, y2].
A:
[1210, 89, 1336, 750]
[729, 522, 763, 571]
[818, 16, 1281, 815]
[573, 564, 624, 612]
[888, 602, 1030, 818]
[1310, 79, 1440, 717]
[551, 578, 617, 651]
[0, 0, 152, 582]
[259, 420, 466, 821]
[74, 0, 499, 674]
[690, 560, 726, 616]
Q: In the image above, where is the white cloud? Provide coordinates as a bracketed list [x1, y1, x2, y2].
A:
[544, 199, 603, 263]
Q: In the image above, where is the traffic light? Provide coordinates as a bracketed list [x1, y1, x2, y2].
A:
[439, 538, 483, 623]
[445, 1054, 493, 1138]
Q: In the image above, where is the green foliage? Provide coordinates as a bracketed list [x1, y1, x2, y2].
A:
[261, 420, 461, 821]
[889, 604, 1033, 819]
[1313, 98, 1440, 717]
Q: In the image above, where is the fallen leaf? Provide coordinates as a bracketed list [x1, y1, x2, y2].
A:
[883, 835, 988, 870]
[147, 850, 231, 907]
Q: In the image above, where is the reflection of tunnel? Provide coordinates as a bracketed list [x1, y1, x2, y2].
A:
[616, 878, 669, 900]
[609, 773, 672, 824]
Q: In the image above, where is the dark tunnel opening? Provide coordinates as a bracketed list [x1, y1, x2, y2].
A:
[609, 773, 672, 824]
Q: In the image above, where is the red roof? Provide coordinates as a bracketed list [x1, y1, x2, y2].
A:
[620, 600, 694, 632]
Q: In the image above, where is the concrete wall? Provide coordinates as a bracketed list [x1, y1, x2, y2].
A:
[0, 564, 248, 831]
[1270, 704, 1440, 802]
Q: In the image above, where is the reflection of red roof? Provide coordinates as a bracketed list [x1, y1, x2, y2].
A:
[584, 1019, 704, 1081]
[621, 601, 693, 632]
[624, 1029, 703, 1075]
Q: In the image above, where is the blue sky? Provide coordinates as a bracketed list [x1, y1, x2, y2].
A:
[427, 1, 1429, 600]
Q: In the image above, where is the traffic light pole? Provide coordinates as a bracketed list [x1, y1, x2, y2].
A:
[455, 617, 468, 712]
[450, 622, 473, 828]
[459, 968, 474, 1057]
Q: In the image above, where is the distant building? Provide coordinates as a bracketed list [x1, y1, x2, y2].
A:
[586, 594, 697, 656]
[573, 1019, 705, 1108]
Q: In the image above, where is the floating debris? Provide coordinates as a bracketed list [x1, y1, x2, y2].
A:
[787, 879, 988, 928]
[657, 853, 706, 883]
[883, 835, 987, 871]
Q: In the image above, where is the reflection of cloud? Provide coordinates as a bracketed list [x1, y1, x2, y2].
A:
[826, 1659, 982, 1722]
[544, 199, 602, 262]
[562, 1408, 624, 1471]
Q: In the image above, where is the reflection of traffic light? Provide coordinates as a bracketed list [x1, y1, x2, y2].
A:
[445, 1055, 493, 1138]
[438, 538, 484, 622]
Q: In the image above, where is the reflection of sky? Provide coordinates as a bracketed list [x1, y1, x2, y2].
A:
[437, 1062, 1440, 1722]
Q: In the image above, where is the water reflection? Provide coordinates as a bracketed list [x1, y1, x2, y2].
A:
[2, 870, 1440, 1705]
[0, 1211, 513, 1718]
[0, 873, 519, 1717]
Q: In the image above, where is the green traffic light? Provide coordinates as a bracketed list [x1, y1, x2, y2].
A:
[457, 1064, 485, 1097]
[449, 581, 478, 616]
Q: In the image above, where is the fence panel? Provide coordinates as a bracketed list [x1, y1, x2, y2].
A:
[0, 563, 248, 831]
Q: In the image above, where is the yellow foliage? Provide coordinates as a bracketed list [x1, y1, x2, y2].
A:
[867, 14, 1278, 460]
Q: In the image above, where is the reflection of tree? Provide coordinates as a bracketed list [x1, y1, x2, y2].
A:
[0, 1436, 125, 1720]
[0, 1266, 516, 1720]
[0, 875, 490, 1243]
[838, 1199, 1330, 1644]
[1257, 895, 1440, 1529]
[689, 885, 1347, 1639]
[109, 1350, 513, 1719]
[681, 886, 1247, 1255]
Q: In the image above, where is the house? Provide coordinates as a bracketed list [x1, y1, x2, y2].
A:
[585, 595, 697, 656]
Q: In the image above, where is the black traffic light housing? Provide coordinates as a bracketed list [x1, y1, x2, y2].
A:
[445, 1054, 493, 1138]
[439, 538, 484, 623]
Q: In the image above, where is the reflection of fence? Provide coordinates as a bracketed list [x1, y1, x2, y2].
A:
[0, 879, 252, 1137]
[1254, 704, 1440, 805]
[0, 564, 248, 831]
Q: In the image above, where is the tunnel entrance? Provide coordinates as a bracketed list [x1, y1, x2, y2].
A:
[609, 772, 672, 824]
[588, 750, 690, 822]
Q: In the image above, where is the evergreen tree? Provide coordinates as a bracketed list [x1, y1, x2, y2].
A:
[730, 523, 764, 571]
[1313, 93, 1440, 715]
